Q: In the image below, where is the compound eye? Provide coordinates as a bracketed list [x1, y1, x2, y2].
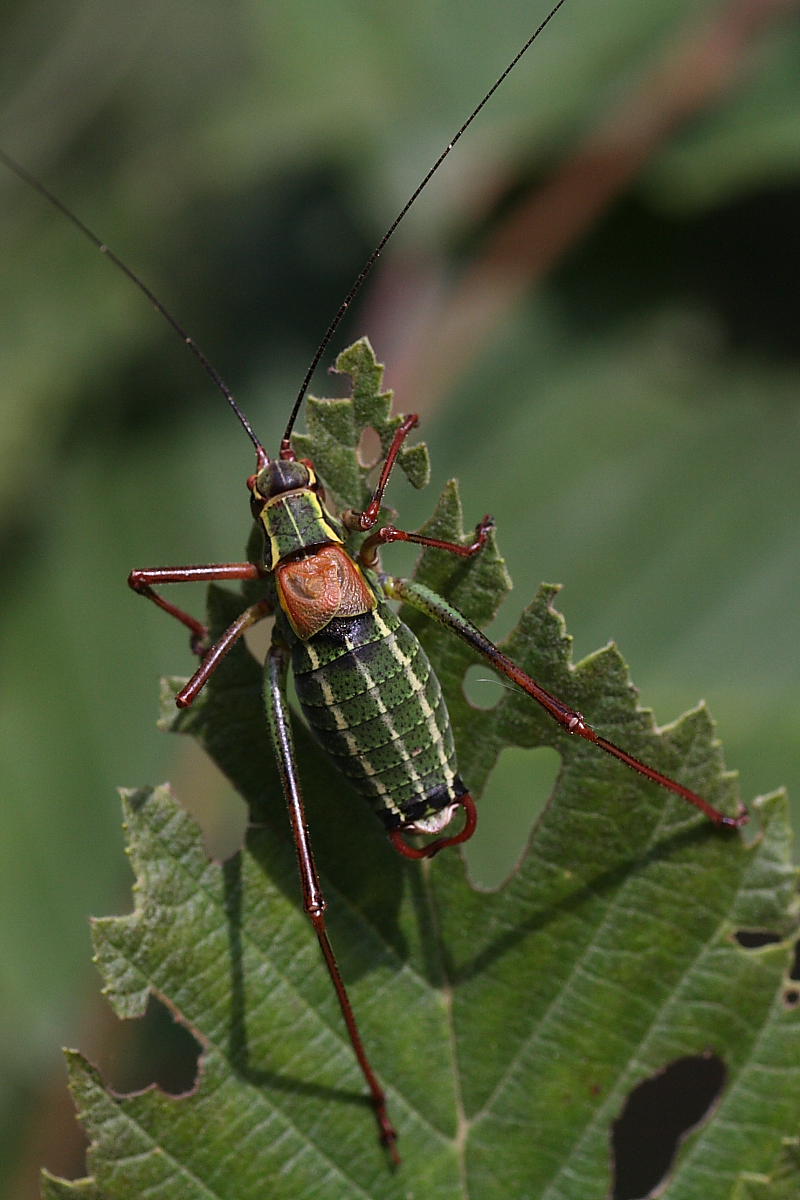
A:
[254, 466, 272, 498]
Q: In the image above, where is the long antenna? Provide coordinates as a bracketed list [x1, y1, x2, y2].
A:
[281, 0, 571, 447]
[4, 0, 569, 457]
[0, 147, 266, 460]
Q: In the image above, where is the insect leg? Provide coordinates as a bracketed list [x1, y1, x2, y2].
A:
[341, 414, 420, 532]
[359, 514, 495, 567]
[339, 412, 494, 563]
[128, 562, 263, 650]
[385, 575, 748, 828]
[175, 598, 272, 707]
[265, 640, 400, 1162]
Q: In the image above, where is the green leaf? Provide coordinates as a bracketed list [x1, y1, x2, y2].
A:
[291, 337, 430, 512]
[733, 1137, 800, 1200]
[41, 1165, 102, 1199]
[50, 341, 799, 1197]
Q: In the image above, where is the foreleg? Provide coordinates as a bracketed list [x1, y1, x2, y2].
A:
[129, 562, 263, 650]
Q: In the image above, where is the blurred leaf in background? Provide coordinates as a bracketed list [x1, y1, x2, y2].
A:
[1, 0, 799, 1193]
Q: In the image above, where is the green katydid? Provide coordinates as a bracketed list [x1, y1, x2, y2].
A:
[0, 0, 748, 1162]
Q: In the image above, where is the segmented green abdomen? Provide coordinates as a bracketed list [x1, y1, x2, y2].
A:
[290, 602, 465, 830]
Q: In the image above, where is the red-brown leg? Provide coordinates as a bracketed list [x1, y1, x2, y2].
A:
[386, 575, 749, 829]
[338, 412, 494, 568]
[360, 515, 494, 568]
[128, 562, 263, 651]
[175, 599, 272, 707]
[265, 642, 399, 1162]
[342, 414, 420, 533]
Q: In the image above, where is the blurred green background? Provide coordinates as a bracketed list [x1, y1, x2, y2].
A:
[2, 0, 799, 1192]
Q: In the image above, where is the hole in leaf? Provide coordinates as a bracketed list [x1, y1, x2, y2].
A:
[464, 745, 559, 888]
[612, 1053, 726, 1200]
[791, 939, 800, 981]
[245, 618, 272, 662]
[358, 425, 382, 470]
[463, 662, 505, 710]
[177, 742, 248, 862]
[784, 988, 799, 1009]
[98, 993, 201, 1096]
[734, 929, 783, 949]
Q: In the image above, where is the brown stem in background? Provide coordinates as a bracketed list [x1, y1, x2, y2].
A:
[377, 0, 797, 412]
